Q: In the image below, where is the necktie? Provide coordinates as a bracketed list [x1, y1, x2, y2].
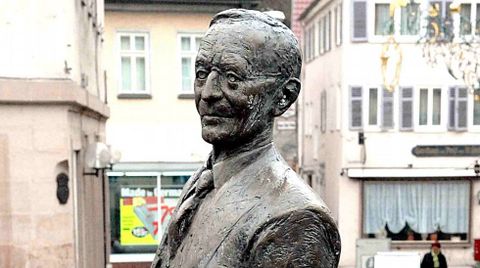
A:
[167, 167, 215, 258]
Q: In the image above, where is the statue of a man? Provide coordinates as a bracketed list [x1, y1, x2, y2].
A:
[152, 9, 341, 268]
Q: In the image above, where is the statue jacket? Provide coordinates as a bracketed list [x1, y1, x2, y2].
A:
[151, 143, 341, 268]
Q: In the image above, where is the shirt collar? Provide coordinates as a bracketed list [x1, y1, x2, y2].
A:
[211, 143, 273, 189]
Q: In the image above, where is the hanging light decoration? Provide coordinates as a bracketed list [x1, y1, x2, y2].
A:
[418, 0, 480, 100]
[381, 0, 480, 99]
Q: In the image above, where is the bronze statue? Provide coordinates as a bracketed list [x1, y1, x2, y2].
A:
[152, 9, 341, 268]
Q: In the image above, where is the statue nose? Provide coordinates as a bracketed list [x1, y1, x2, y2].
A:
[201, 70, 223, 102]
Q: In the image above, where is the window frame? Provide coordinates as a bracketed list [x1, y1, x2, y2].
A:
[454, 1, 480, 41]
[117, 32, 150, 96]
[177, 32, 204, 95]
[368, 0, 424, 43]
[469, 91, 480, 131]
[365, 86, 381, 131]
[362, 86, 395, 131]
[448, 86, 469, 131]
[414, 86, 447, 132]
[335, 4, 343, 46]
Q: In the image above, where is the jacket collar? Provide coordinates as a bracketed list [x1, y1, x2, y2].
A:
[211, 143, 273, 189]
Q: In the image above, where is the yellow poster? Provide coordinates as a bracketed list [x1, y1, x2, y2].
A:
[120, 196, 158, 245]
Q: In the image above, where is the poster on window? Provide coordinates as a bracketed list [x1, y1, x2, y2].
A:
[119, 187, 182, 246]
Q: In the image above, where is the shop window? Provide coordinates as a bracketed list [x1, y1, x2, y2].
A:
[363, 180, 470, 242]
[109, 174, 189, 255]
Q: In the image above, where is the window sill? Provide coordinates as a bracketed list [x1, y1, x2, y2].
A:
[177, 93, 195, 99]
[109, 253, 155, 263]
[390, 240, 471, 249]
[117, 93, 152, 99]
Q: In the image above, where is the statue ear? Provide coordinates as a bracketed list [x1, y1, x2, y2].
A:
[274, 78, 301, 117]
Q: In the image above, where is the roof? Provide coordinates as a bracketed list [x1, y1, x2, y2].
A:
[298, 0, 321, 21]
[105, 0, 260, 12]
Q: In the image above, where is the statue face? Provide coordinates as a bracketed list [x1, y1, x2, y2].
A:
[194, 22, 283, 146]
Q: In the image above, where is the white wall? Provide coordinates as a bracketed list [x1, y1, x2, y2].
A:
[0, 0, 105, 99]
[104, 12, 213, 164]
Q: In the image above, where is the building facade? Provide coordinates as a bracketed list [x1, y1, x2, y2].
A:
[103, 1, 260, 267]
[299, 0, 480, 267]
[0, 0, 110, 267]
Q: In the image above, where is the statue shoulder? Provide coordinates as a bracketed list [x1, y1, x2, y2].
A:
[245, 208, 341, 268]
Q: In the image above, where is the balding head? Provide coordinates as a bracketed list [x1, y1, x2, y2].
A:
[208, 9, 302, 80]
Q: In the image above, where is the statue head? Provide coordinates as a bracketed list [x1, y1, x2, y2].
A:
[194, 9, 302, 148]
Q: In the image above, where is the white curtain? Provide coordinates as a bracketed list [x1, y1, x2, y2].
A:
[364, 181, 469, 234]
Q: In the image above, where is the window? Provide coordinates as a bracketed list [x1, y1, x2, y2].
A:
[400, 2, 420, 35]
[179, 34, 203, 93]
[375, 3, 391, 35]
[457, 2, 480, 37]
[109, 173, 190, 255]
[448, 87, 468, 131]
[477, 4, 480, 35]
[305, 26, 315, 61]
[326, 11, 331, 52]
[350, 86, 394, 130]
[418, 87, 442, 127]
[350, 86, 363, 129]
[118, 33, 149, 94]
[474, 97, 480, 125]
[335, 4, 343, 46]
[381, 88, 394, 129]
[460, 3, 472, 36]
[429, 0, 453, 19]
[318, 19, 324, 54]
[373, 1, 419, 36]
[368, 88, 379, 125]
[363, 180, 470, 242]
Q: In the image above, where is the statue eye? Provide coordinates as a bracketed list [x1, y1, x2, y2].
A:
[226, 72, 241, 83]
[196, 70, 208, 80]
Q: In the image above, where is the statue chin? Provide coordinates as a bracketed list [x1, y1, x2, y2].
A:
[201, 129, 232, 145]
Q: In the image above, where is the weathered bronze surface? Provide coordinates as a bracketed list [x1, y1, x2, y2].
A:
[152, 9, 341, 268]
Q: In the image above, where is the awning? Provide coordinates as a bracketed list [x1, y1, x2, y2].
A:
[347, 167, 478, 179]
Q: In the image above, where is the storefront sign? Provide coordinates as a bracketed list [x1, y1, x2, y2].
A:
[412, 145, 480, 157]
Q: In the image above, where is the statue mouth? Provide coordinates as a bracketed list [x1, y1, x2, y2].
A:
[201, 115, 235, 126]
[201, 115, 233, 121]
[199, 110, 234, 118]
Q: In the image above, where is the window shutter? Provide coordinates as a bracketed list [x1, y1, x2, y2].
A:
[350, 86, 363, 129]
[457, 88, 468, 130]
[448, 87, 456, 130]
[381, 88, 394, 129]
[399, 87, 413, 130]
[321, 91, 327, 133]
[352, 0, 368, 41]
